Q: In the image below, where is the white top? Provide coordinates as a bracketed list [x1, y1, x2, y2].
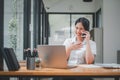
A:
[63, 36, 96, 65]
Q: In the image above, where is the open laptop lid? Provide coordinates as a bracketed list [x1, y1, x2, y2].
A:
[37, 45, 68, 68]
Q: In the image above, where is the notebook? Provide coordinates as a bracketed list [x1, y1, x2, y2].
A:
[0, 48, 20, 71]
[95, 63, 120, 69]
[37, 45, 77, 69]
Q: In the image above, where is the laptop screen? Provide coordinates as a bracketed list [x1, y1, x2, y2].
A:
[37, 45, 68, 68]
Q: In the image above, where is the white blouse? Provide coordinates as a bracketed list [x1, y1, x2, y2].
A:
[63, 37, 96, 65]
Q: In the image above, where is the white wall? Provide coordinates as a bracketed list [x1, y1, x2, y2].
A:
[94, 0, 102, 12]
[43, 0, 96, 12]
[102, 0, 120, 63]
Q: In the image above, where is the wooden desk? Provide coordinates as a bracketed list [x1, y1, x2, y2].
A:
[0, 62, 120, 80]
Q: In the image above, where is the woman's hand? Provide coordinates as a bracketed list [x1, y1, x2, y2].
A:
[66, 42, 83, 59]
[82, 31, 90, 42]
[69, 42, 83, 51]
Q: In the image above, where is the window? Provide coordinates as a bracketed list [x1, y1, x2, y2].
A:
[4, 0, 24, 61]
[96, 9, 102, 28]
[48, 13, 94, 45]
[48, 14, 70, 45]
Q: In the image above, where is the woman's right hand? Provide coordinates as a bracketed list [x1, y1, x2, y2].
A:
[66, 42, 83, 59]
[69, 42, 83, 51]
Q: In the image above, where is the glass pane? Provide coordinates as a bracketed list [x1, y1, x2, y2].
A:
[49, 14, 70, 45]
[4, 0, 24, 61]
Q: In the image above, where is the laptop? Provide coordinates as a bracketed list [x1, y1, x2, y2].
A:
[37, 45, 77, 69]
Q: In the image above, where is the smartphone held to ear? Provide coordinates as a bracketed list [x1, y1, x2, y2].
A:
[81, 33, 86, 38]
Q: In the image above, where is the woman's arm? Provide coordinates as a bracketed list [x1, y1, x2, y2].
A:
[65, 47, 72, 59]
[85, 41, 95, 64]
[84, 31, 95, 64]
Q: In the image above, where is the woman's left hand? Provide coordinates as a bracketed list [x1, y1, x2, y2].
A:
[84, 31, 90, 42]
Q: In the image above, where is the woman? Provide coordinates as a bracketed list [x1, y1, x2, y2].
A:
[63, 17, 96, 65]
[53, 17, 96, 80]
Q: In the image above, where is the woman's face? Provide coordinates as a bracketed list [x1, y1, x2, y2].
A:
[75, 22, 85, 37]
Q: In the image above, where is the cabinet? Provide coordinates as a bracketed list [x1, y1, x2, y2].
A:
[90, 28, 103, 63]
[117, 50, 120, 64]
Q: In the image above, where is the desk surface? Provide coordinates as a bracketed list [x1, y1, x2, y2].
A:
[0, 62, 120, 77]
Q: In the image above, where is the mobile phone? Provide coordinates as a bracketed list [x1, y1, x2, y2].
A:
[81, 33, 86, 38]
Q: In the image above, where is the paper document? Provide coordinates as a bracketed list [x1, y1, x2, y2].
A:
[95, 63, 120, 69]
[78, 64, 102, 68]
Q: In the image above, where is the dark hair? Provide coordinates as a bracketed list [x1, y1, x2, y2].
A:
[75, 17, 89, 31]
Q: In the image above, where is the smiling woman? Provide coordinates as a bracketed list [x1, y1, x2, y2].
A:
[63, 17, 96, 65]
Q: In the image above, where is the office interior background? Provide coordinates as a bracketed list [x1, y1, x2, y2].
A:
[0, 0, 120, 73]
